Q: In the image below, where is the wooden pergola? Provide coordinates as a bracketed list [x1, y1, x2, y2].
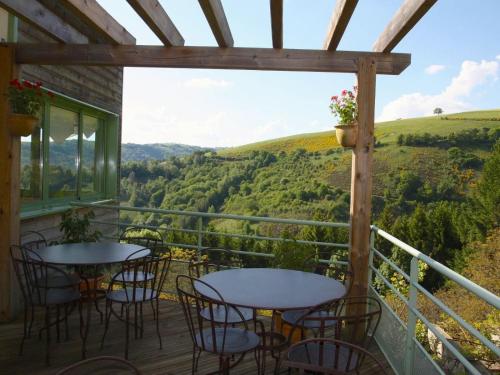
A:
[0, 0, 437, 320]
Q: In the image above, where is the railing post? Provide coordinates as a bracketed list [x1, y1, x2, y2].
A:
[405, 257, 418, 375]
[197, 217, 203, 260]
[368, 230, 375, 293]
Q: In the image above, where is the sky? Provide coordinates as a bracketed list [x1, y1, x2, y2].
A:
[97, 0, 500, 147]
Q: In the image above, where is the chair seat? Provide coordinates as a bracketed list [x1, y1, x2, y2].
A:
[287, 341, 360, 371]
[282, 309, 338, 329]
[107, 288, 158, 303]
[32, 288, 81, 306]
[195, 327, 260, 354]
[113, 270, 155, 283]
[37, 273, 80, 289]
[199, 305, 254, 324]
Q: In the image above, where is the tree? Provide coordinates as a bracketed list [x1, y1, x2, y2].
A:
[433, 107, 443, 116]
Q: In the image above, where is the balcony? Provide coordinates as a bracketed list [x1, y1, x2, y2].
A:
[4, 203, 498, 374]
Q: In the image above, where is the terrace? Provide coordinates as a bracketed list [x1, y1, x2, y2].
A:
[0, 1, 498, 374]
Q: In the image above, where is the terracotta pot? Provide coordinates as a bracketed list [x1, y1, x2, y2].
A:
[79, 274, 105, 300]
[335, 122, 358, 148]
[8, 113, 39, 137]
[273, 312, 306, 344]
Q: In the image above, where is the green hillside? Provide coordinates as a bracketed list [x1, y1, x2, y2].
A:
[220, 110, 500, 156]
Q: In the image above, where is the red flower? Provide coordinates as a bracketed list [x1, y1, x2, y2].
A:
[9, 78, 20, 86]
[341, 89, 347, 96]
[35, 81, 42, 87]
[23, 80, 33, 89]
[47, 91, 55, 98]
[331, 95, 338, 101]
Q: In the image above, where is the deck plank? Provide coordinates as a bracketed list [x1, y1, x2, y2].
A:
[0, 300, 393, 374]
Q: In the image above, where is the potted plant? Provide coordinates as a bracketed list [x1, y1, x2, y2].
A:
[59, 209, 103, 297]
[329, 86, 358, 147]
[5, 79, 54, 136]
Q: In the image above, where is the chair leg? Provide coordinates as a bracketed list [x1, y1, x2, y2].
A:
[81, 300, 91, 359]
[45, 306, 51, 366]
[101, 300, 112, 350]
[19, 305, 28, 356]
[140, 302, 144, 339]
[28, 305, 35, 338]
[150, 300, 156, 320]
[125, 304, 130, 359]
[64, 303, 69, 341]
[134, 303, 138, 340]
[155, 299, 162, 349]
[56, 305, 61, 343]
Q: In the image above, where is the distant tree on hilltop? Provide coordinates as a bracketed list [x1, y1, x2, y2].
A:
[433, 107, 443, 116]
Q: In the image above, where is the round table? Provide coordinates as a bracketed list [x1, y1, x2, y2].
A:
[32, 242, 149, 266]
[197, 268, 346, 310]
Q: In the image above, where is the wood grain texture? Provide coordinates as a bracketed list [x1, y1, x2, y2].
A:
[270, 0, 283, 49]
[0, 0, 88, 43]
[126, 0, 184, 46]
[0, 45, 20, 321]
[14, 44, 411, 75]
[0, 300, 393, 374]
[61, 0, 136, 45]
[373, 0, 437, 52]
[349, 57, 377, 302]
[198, 0, 234, 48]
[323, 0, 358, 51]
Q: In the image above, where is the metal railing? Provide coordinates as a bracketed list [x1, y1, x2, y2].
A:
[71, 202, 499, 375]
[370, 225, 500, 375]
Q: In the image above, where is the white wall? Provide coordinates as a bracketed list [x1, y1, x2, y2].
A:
[0, 9, 9, 42]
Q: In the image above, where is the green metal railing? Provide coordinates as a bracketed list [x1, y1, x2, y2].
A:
[370, 225, 500, 375]
[71, 202, 499, 375]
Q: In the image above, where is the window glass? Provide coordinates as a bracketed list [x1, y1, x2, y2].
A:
[81, 115, 100, 194]
[20, 120, 43, 204]
[48, 106, 78, 198]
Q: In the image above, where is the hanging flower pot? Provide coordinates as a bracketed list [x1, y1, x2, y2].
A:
[329, 86, 358, 148]
[335, 122, 358, 148]
[7, 113, 39, 136]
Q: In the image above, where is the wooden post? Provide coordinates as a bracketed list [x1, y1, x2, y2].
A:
[348, 57, 376, 301]
[0, 45, 20, 321]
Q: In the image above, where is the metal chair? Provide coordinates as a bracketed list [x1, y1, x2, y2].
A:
[119, 227, 165, 256]
[188, 248, 254, 324]
[281, 261, 354, 330]
[10, 245, 89, 365]
[176, 275, 262, 375]
[280, 339, 388, 374]
[282, 296, 382, 373]
[21, 230, 48, 250]
[55, 355, 142, 375]
[101, 249, 172, 359]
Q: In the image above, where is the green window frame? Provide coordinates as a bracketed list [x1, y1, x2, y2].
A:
[21, 92, 120, 216]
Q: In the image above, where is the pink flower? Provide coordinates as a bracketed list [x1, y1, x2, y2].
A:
[341, 89, 347, 96]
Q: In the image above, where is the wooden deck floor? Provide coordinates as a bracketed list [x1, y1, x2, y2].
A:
[0, 300, 393, 374]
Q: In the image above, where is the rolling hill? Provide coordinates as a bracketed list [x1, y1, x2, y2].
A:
[219, 109, 500, 156]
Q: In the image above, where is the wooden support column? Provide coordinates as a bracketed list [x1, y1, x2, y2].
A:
[349, 57, 376, 301]
[0, 45, 20, 321]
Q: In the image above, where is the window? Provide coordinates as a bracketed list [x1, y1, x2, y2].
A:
[21, 93, 119, 212]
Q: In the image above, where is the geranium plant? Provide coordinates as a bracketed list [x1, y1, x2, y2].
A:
[6, 79, 54, 116]
[329, 86, 358, 125]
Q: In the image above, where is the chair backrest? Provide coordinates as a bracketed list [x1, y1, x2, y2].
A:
[176, 275, 248, 354]
[55, 356, 142, 375]
[21, 231, 47, 250]
[188, 247, 242, 278]
[288, 296, 381, 349]
[110, 249, 171, 303]
[282, 338, 388, 375]
[119, 227, 164, 255]
[10, 245, 77, 306]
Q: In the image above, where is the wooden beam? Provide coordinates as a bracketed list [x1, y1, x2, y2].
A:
[348, 57, 376, 302]
[323, 0, 358, 51]
[270, 0, 283, 49]
[0, 0, 87, 43]
[373, 0, 437, 53]
[126, 0, 184, 46]
[61, 0, 136, 45]
[0, 45, 20, 321]
[198, 0, 233, 48]
[13, 44, 411, 75]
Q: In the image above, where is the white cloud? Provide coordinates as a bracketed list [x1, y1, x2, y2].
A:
[496, 55, 500, 61]
[184, 78, 232, 89]
[425, 64, 446, 75]
[377, 58, 499, 122]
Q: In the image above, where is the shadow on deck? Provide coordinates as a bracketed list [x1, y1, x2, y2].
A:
[0, 300, 393, 374]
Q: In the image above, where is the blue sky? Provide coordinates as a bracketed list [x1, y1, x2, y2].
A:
[97, 0, 500, 147]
